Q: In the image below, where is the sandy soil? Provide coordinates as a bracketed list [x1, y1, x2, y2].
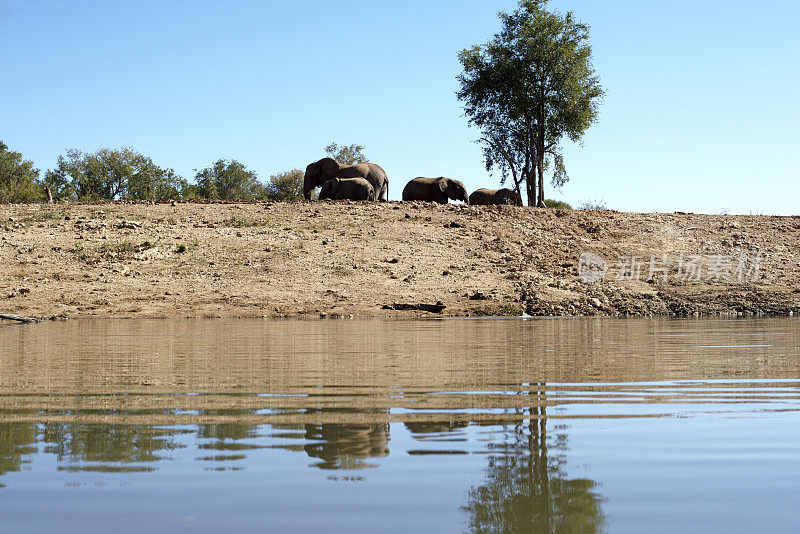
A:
[1, 201, 799, 320]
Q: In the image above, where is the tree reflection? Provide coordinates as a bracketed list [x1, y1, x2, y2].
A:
[463, 403, 605, 533]
[196, 410, 259, 442]
[0, 423, 37, 484]
[195, 410, 262, 470]
[41, 421, 183, 472]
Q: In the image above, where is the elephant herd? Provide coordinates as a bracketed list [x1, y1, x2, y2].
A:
[303, 157, 523, 206]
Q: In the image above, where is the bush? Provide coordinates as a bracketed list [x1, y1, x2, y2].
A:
[44, 147, 186, 202]
[0, 141, 44, 203]
[193, 159, 264, 200]
[544, 199, 572, 209]
[578, 199, 608, 210]
[265, 169, 304, 201]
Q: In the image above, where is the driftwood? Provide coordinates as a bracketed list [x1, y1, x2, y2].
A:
[0, 313, 41, 324]
[382, 302, 446, 313]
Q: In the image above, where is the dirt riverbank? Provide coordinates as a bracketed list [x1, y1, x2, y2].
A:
[1, 201, 799, 320]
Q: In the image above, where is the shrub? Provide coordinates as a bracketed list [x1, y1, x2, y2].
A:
[45, 147, 185, 202]
[0, 141, 44, 203]
[578, 199, 608, 210]
[544, 199, 572, 209]
[265, 169, 304, 201]
[193, 159, 264, 201]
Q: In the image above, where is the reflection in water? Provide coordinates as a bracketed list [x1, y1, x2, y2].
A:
[0, 423, 36, 485]
[267, 409, 391, 470]
[405, 421, 469, 435]
[303, 422, 390, 470]
[1, 318, 799, 531]
[301, 408, 389, 470]
[464, 407, 605, 533]
[195, 409, 262, 471]
[42, 422, 184, 473]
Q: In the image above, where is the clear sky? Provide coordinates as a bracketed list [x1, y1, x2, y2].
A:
[1, 0, 798, 214]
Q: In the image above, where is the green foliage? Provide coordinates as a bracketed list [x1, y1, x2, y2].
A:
[457, 0, 603, 206]
[544, 199, 572, 209]
[193, 159, 264, 201]
[44, 147, 186, 202]
[498, 304, 524, 316]
[325, 142, 367, 165]
[0, 141, 44, 203]
[222, 215, 266, 228]
[265, 169, 304, 201]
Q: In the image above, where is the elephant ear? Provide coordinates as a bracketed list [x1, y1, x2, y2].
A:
[320, 158, 339, 179]
[437, 178, 448, 193]
[304, 162, 318, 183]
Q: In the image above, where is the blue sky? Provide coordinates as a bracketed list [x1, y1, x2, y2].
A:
[1, 0, 798, 213]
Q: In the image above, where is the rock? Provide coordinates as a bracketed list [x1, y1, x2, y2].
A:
[590, 298, 602, 308]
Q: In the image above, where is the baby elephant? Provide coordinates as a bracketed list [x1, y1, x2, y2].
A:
[469, 188, 523, 206]
[402, 177, 469, 204]
[319, 177, 375, 201]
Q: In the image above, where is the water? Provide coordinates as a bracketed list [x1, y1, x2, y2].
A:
[1, 318, 799, 533]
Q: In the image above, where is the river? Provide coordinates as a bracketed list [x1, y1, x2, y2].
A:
[1, 318, 799, 533]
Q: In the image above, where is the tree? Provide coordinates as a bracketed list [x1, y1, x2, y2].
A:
[44, 147, 185, 202]
[457, 0, 603, 207]
[193, 159, 264, 200]
[265, 169, 304, 201]
[325, 142, 367, 165]
[0, 141, 43, 203]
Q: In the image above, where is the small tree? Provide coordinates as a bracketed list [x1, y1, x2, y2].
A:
[45, 147, 184, 202]
[0, 141, 43, 203]
[193, 159, 264, 201]
[457, 0, 603, 206]
[265, 169, 304, 201]
[325, 143, 367, 165]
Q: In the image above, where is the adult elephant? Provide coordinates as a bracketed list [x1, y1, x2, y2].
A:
[469, 188, 522, 206]
[303, 157, 389, 201]
[401, 177, 469, 204]
[319, 177, 375, 201]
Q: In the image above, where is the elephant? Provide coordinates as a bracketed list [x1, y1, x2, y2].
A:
[401, 177, 469, 204]
[318, 177, 375, 201]
[303, 157, 389, 201]
[468, 188, 523, 206]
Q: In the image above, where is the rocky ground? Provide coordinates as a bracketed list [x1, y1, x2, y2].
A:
[1, 201, 799, 320]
